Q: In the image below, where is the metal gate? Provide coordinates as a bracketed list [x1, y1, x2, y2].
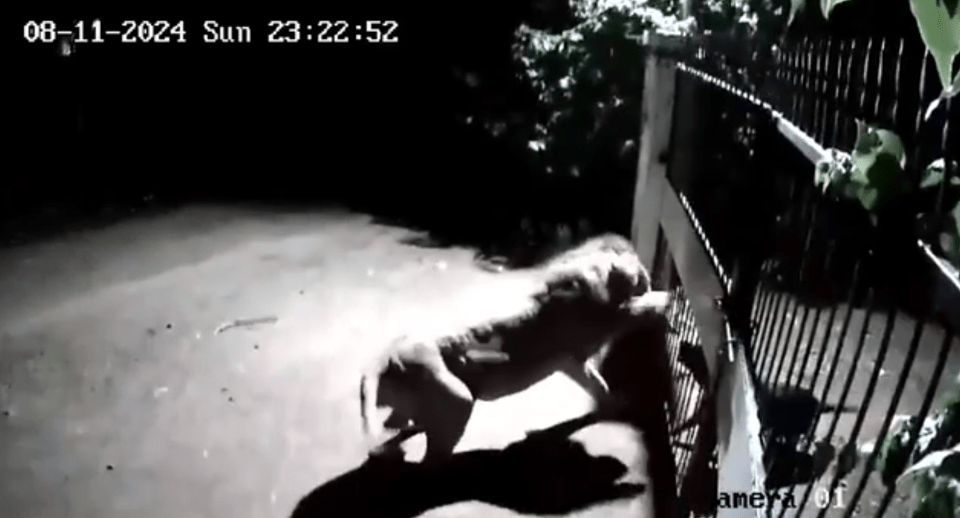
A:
[633, 32, 959, 518]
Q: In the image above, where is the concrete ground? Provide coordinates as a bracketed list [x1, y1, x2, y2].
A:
[0, 205, 655, 518]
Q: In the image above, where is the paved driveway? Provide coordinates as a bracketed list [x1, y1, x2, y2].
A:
[0, 205, 656, 518]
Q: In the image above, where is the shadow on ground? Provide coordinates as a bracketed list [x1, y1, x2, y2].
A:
[290, 418, 645, 518]
[291, 311, 682, 518]
[763, 440, 836, 490]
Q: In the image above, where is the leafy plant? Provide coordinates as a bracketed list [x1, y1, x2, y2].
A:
[909, 0, 960, 118]
[919, 159, 960, 266]
[805, 0, 960, 271]
[815, 123, 908, 214]
[815, 125, 959, 270]
[877, 383, 960, 518]
[810, 1, 960, 508]
[510, 0, 694, 180]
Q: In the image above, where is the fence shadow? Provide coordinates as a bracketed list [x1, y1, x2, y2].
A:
[289, 419, 645, 518]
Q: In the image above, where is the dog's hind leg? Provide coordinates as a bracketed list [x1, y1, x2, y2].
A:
[368, 424, 425, 461]
[413, 346, 476, 463]
[367, 383, 427, 461]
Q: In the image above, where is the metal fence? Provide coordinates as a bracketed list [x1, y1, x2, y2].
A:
[634, 32, 959, 518]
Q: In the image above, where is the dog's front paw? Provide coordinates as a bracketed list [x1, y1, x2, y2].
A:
[624, 290, 672, 316]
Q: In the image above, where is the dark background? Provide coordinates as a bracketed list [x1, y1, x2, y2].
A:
[10, 1, 934, 247]
[11, 6, 579, 247]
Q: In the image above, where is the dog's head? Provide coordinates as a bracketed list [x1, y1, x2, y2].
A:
[541, 261, 652, 309]
[537, 233, 655, 311]
[605, 252, 652, 305]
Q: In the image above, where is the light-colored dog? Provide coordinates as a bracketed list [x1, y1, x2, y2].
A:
[359, 234, 671, 462]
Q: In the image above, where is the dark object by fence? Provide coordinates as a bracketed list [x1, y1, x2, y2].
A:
[756, 383, 855, 444]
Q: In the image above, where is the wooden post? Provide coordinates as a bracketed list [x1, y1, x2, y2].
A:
[632, 31, 771, 518]
[632, 32, 683, 269]
[630, 32, 687, 518]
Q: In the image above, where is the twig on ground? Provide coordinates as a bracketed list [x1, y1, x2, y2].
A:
[214, 316, 279, 335]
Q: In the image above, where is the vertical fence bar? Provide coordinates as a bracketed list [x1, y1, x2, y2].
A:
[858, 38, 875, 122]
[802, 39, 816, 133]
[790, 43, 802, 124]
[796, 282, 877, 513]
[912, 48, 930, 186]
[788, 254, 828, 391]
[839, 39, 858, 148]
[799, 267, 839, 391]
[933, 98, 954, 223]
[817, 38, 831, 144]
[764, 283, 798, 387]
[873, 328, 955, 517]
[814, 305, 898, 518]
[775, 191, 821, 389]
[818, 38, 835, 146]
[756, 262, 788, 374]
[794, 261, 863, 494]
[761, 290, 793, 381]
[751, 286, 775, 363]
[889, 39, 905, 134]
[841, 312, 927, 518]
[871, 38, 887, 123]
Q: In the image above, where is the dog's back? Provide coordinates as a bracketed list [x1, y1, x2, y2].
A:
[438, 290, 635, 401]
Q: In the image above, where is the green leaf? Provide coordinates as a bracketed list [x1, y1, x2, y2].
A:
[847, 125, 908, 212]
[911, 478, 959, 518]
[822, 0, 857, 18]
[899, 447, 960, 485]
[954, 200, 960, 237]
[945, 0, 960, 19]
[881, 416, 919, 486]
[856, 185, 880, 212]
[939, 453, 960, 478]
[920, 159, 950, 188]
[815, 152, 844, 191]
[853, 125, 882, 156]
[788, 0, 807, 27]
[874, 129, 906, 166]
[852, 122, 906, 166]
[866, 152, 909, 195]
[910, 0, 960, 94]
[950, 200, 960, 265]
[925, 72, 960, 120]
[915, 470, 937, 497]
